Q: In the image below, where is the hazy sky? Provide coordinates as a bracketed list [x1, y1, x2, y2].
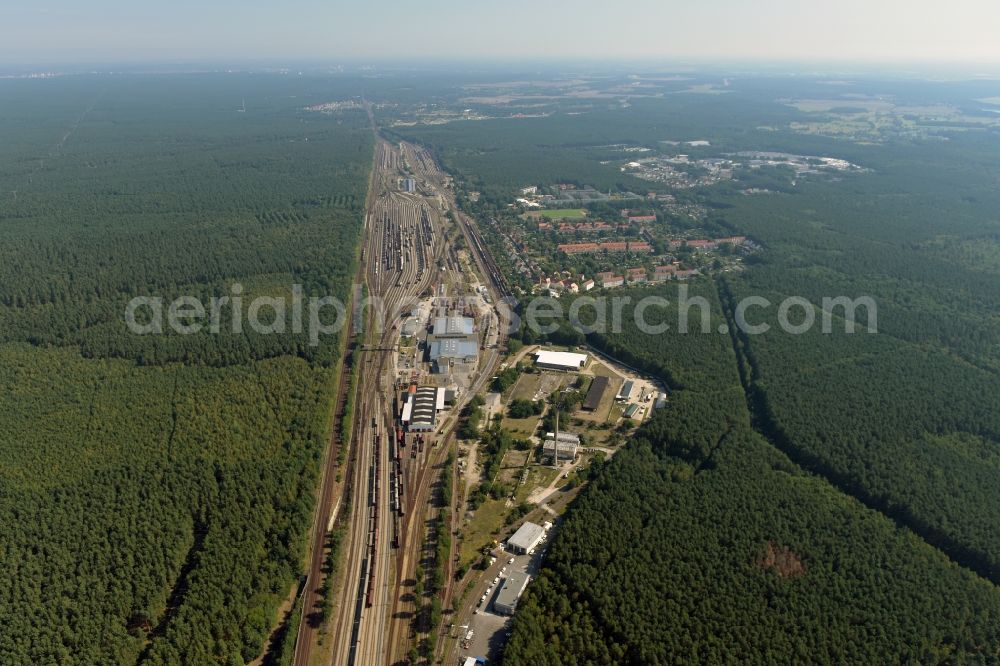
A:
[2, 0, 999, 66]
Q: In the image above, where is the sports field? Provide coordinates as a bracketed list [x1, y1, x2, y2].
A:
[539, 208, 587, 219]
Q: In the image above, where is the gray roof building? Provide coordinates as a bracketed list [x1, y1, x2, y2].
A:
[494, 570, 530, 616]
[401, 318, 421, 337]
[427, 331, 479, 374]
[428, 336, 479, 362]
[432, 316, 475, 337]
[506, 521, 545, 555]
[617, 380, 634, 401]
[543, 433, 578, 463]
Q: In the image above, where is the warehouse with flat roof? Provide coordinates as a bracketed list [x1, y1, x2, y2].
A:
[534, 350, 587, 372]
[506, 521, 545, 555]
[432, 315, 475, 337]
[427, 316, 478, 374]
[494, 570, 531, 616]
[582, 375, 609, 411]
[429, 337, 478, 363]
[427, 335, 479, 374]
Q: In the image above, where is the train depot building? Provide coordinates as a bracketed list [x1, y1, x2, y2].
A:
[426, 315, 479, 374]
[400, 385, 446, 432]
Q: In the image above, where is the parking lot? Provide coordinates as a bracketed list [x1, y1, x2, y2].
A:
[458, 529, 551, 661]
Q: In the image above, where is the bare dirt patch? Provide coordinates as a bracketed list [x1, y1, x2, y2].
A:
[756, 541, 806, 578]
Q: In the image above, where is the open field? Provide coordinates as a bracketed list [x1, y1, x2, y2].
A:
[459, 498, 509, 566]
[514, 466, 561, 504]
[509, 373, 541, 401]
[502, 371, 572, 437]
[539, 208, 587, 219]
[502, 418, 541, 440]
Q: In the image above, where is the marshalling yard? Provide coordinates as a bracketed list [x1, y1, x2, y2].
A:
[293, 108, 512, 666]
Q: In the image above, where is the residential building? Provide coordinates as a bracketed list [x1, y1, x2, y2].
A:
[557, 240, 653, 255]
[651, 265, 677, 282]
[627, 267, 648, 283]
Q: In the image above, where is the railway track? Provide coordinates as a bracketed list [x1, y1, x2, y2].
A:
[294, 124, 508, 665]
[382, 143, 512, 665]
[333, 137, 451, 666]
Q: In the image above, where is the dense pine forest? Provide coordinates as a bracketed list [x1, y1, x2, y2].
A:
[503, 286, 1000, 663]
[0, 74, 372, 663]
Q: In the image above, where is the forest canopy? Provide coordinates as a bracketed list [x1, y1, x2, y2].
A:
[0, 74, 372, 664]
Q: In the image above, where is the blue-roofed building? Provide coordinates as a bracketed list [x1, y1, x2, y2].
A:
[427, 334, 479, 373]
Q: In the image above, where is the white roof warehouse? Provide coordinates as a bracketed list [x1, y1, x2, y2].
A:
[506, 521, 545, 554]
[533, 350, 588, 372]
